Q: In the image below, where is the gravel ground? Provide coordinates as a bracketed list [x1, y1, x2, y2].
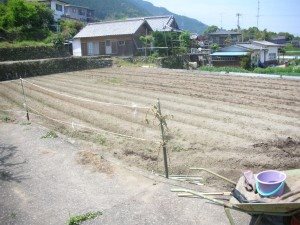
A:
[0, 122, 251, 225]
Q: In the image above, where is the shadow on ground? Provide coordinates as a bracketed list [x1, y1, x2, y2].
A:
[0, 143, 27, 182]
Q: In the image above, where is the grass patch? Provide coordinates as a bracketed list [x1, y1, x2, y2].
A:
[0, 41, 53, 48]
[200, 66, 250, 73]
[68, 211, 102, 225]
[253, 66, 300, 76]
[41, 131, 58, 139]
[200, 66, 300, 76]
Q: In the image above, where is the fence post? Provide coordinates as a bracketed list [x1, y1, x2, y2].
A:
[20, 78, 30, 121]
[157, 98, 169, 179]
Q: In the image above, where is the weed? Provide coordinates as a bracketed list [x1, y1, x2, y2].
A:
[20, 122, 31, 126]
[1, 115, 11, 123]
[108, 77, 122, 84]
[93, 134, 107, 146]
[41, 131, 58, 139]
[67, 211, 102, 225]
[10, 212, 17, 219]
[172, 144, 185, 152]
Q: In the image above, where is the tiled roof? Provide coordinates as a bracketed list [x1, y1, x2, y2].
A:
[144, 16, 179, 31]
[74, 19, 150, 38]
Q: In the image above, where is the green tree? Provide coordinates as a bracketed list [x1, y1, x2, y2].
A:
[178, 31, 191, 53]
[60, 20, 84, 40]
[0, 0, 54, 41]
[211, 43, 219, 52]
[203, 25, 219, 35]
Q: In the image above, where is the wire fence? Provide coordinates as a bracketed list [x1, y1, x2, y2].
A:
[1, 77, 170, 177]
[22, 79, 151, 110]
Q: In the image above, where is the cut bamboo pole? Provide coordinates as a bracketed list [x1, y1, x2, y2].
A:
[171, 188, 233, 208]
[190, 168, 236, 185]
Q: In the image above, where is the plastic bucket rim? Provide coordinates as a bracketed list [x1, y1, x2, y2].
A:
[255, 170, 286, 185]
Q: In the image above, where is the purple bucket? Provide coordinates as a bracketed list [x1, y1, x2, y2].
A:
[255, 170, 286, 197]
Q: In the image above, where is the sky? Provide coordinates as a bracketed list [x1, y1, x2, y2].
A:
[145, 0, 300, 35]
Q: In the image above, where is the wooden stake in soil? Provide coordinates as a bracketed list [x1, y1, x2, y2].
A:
[157, 99, 169, 179]
[20, 78, 30, 121]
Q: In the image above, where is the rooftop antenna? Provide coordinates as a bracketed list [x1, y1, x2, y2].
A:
[256, 0, 260, 28]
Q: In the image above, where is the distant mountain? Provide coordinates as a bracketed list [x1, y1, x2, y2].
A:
[66, 0, 207, 34]
[128, 0, 207, 34]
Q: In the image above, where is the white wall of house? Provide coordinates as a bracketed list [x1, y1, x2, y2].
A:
[72, 39, 82, 56]
[266, 46, 278, 61]
[51, 0, 65, 21]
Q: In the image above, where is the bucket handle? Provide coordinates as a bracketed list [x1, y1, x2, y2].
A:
[256, 181, 285, 197]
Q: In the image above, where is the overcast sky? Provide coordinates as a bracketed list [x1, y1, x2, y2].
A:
[145, 0, 300, 35]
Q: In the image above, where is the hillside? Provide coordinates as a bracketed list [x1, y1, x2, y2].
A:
[128, 0, 207, 34]
[66, 0, 207, 34]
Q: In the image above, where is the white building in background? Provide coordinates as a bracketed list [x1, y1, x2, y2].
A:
[38, 0, 67, 21]
[38, 0, 94, 22]
[211, 40, 282, 67]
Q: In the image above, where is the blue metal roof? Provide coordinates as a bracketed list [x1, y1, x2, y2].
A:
[211, 52, 249, 56]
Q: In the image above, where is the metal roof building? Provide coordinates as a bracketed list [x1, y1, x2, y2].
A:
[74, 19, 151, 39]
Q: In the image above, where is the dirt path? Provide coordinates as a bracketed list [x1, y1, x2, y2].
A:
[0, 122, 250, 225]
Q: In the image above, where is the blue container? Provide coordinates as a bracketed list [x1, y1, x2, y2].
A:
[255, 170, 286, 197]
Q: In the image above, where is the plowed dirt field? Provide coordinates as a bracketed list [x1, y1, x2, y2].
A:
[1, 67, 299, 181]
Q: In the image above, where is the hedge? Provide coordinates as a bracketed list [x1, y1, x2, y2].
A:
[0, 57, 112, 81]
[0, 45, 71, 62]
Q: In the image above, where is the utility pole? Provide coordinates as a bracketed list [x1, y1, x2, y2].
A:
[236, 13, 241, 30]
[236, 13, 243, 42]
[220, 13, 223, 29]
[256, 0, 260, 28]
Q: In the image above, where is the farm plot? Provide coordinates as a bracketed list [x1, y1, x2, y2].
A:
[1, 67, 300, 181]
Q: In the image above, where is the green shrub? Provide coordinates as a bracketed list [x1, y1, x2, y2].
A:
[253, 66, 300, 76]
[0, 57, 113, 81]
[161, 56, 185, 69]
[0, 45, 70, 61]
[240, 56, 251, 70]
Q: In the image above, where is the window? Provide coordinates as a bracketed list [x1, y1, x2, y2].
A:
[269, 53, 277, 60]
[105, 40, 111, 47]
[118, 41, 125, 46]
[56, 4, 63, 12]
[88, 42, 94, 55]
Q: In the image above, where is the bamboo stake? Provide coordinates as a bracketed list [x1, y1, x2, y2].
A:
[20, 78, 30, 121]
[157, 99, 169, 179]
